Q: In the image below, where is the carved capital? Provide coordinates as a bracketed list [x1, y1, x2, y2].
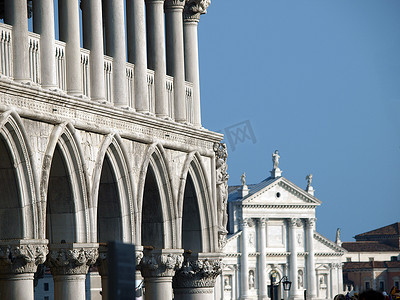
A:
[165, 0, 185, 9]
[184, 0, 211, 22]
[0, 240, 48, 274]
[305, 218, 316, 229]
[140, 250, 184, 278]
[47, 244, 99, 276]
[241, 218, 252, 228]
[218, 230, 227, 250]
[173, 257, 223, 289]
[289, 218, 299, 228]
[259, 218, 268, 226]
[95, 245, 108, 277]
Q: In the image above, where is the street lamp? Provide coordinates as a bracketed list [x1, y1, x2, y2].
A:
[269, 271, 292, 300]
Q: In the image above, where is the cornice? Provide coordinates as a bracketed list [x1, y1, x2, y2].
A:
[315, 252, 345, 257]
[314, 232, 346, 254]
[242, 204, 318, 209]
[0, 79, 222, 155]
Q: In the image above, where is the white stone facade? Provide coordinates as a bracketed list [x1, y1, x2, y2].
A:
[0, 1, 227, 300]
[215, 162, 346, 300]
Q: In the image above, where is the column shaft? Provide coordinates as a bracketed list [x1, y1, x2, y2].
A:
[53, 274, 86, 300]
[33, 0, 57, 88]
[82, 0, 105, 101]
[0, 273, 34, 300]
[5, 0, 29, 82]
[127, 0, 149, 112]
[59, 0, 82, 95]
[241, 219, 250, 299]
[259, 219, 268, 300]
[104, 0, 128, 107]
[145, 276, 173, 300]
[183, 20, 200, 125]
[146, 0, 168, 117]
[166, 1, 186, 122]
[306, 219, 317, 300]
[289, 219, 300, 300]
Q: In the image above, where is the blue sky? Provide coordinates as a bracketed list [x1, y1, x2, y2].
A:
[198, 0, 400, 242]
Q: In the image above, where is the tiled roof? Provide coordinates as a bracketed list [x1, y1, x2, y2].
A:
[355, 222, 400, 239]
[343, 261, 400, 270]
[342, 241, 399, 252]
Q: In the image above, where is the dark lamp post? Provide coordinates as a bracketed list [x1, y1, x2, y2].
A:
[269, 272, 292, 300]
[282, 277, 292, 291]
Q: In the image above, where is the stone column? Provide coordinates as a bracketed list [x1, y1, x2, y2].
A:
[173, 254, 223, 299]
[47, 243, 98, 300]
[183, 0, 210, 127]
[33, 0, 57, 88]
[104, 0, 128, 107]
[4, 0, 29, 82]
[259, 218, 268, 300]
[240, 218, 250, 299]
[81, 0, 105, 102]
[145, 0, 168, 118]
[127, 0, 149, 113]
[306, 218, 317, 300]
[139, 249, 183, 300]
[165, 0, 186, 123]
[289, 218, 300, 300]
[59, 0, 82, 96]
[0, 240, 48, 300]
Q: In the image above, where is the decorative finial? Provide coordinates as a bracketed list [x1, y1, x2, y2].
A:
[305, 174, 314, 195]
[270, 150, 282, 178]
[241, 172, 246, 186]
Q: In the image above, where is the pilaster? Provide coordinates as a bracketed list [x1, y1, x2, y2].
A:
[306, 218, 317, 300]
[240, 218, 251, 299]
[289, 218, 301, 300]
[259, 218, 268, 300]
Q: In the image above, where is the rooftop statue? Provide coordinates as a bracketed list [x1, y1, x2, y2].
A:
[306, 174, 313, 188]
[272, 150, 280, 169]
[241, 172, 246, 186]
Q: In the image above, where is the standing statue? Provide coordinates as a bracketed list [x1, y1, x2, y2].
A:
[336, 228, 341, 243]
[241, 172, 246, 186]
[214, 142, 229, 234]
[272, 150, 280, 169]
[306, 174, 313, 188]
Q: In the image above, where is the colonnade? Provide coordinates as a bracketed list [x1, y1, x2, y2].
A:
[2, 0, 208, 126]
[239, 218, 318, 300]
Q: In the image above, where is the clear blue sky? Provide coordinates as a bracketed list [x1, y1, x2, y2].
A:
[198, 0, 400, 242]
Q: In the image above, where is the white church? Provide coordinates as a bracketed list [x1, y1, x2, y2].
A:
[214, 151, 346, 300]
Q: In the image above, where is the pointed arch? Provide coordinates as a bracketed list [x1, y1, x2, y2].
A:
[137, 143, 177, 248]
[40, 122, 92, 243]
[0, 110, 40, 239]
[178, 152, 216, 252]
[92, 133, 136, 244]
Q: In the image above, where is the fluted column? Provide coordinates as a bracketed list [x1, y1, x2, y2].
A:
[165, 0, 186, 123]
[127, 0, 149, 113]
[47, 243, 98, 300]
[0, 240, 48, 300]
[4, 0, 29, 82]
[289, 218, 300, 300]
[173, 254, 223, 300]
[81, 0, 105, 102]
[59, 0, 82, 95]
[146, 0, 168, 118]
[259, 218, 268, 300]
[240, 218, 250, 299]
[183, 0, 210, 127]
[306, 218, 317, 300]
[139, 249, 184, 300]
[104, 0, 128, 107]
[33, 0, 57, 88]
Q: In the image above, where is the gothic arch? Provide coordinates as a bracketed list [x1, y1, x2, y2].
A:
[178, 152, 216, 252]
[40, 122, 92, 243]
[137, 143, 177, 248]
[0, 110, 39, 239]
[92, 133, 135, 244]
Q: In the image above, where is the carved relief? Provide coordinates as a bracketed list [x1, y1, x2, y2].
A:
[140, 253, 184, 278]
[184, 0, 211, 21]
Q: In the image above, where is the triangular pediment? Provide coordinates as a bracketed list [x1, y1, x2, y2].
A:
[314, 232, 347, 255]
[238, 177, 321, 207]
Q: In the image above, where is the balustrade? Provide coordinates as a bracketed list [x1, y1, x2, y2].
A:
[104, 56, 113, 102]
[147, 70, 155, 114]
[80, 49, 90, 97]
[185, 82, 193, 124]
[28, 32, 40, 84]
[0, 24, 12, 78]
[126, 63, 135, 108]
[55, 41, 66, 90]
[166, 75, 174, 119]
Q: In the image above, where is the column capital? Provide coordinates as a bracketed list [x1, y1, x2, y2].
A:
[47, 243, 99, 276]
[165, 0, 185, 9]
[0, 239, 48, 274]
[305, 218, 317, 228]
[289, 218, 300, 228]
[241, 218, 253, 228]
[184, 0, 211, 22]
[173, 256, 223, 289]
[139, 249, 184, 278]
[259, 218, 269, 226]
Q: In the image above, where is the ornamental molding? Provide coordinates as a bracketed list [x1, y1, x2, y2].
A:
[165, 0, 185, 8]
[139, 251, 184, 278]
[241, 204, 318, 210]
[47, 244, 99, 276]
[173, 257, 222, 289]
[0, 240, 48, 274]
[314, 232, 346, 254]
[0, 81, 221, 155]
[315, 252, 345, 257]
[184, 0, 211, 21]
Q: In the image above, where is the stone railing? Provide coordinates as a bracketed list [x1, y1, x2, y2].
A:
[166, 75, 174, 119]
[80, 48, 90, 97]
[126, 62, 135, 108]
[55, 40, 66, 91]
[28, 32, 40, 84]
[0, 23, 12, 78]
[185, 82, 194, 124]
[104, 55, 113, 103]
[147, 70, 155, 114]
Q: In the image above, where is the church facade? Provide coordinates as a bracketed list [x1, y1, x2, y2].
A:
[214, 153, 345, 300]
[0, 1, 228, 300]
